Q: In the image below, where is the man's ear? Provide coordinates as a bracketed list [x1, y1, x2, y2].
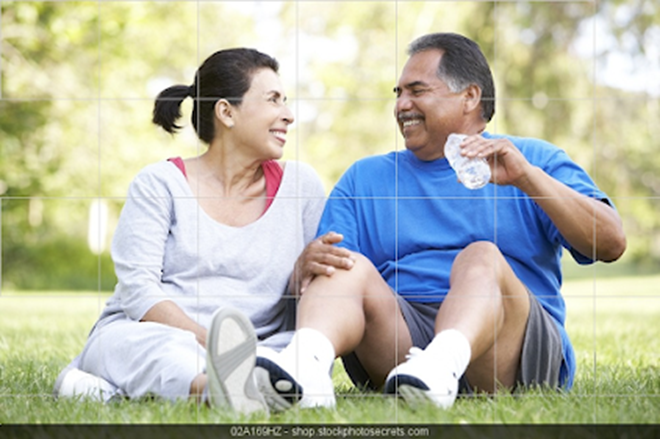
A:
[463, 84, 483, 116]
[214, 99, 234, 129]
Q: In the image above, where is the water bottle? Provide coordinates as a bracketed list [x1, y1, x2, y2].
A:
[444, 133, 491, 190]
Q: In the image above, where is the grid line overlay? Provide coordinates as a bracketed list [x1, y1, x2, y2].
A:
[589, 0, 598, 419]
[0, 0, 658, 425]
[95, 1, 102, 423]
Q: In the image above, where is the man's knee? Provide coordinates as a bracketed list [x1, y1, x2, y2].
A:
[347, 253, 400, 315]
[450, 242, 526, 301]
[305, 251, 383, 299]
[458, 241, 501, 261]
[346, 252, 381, 283]
[452, 241, 503, 277]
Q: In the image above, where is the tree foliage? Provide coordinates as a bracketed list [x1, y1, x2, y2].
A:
[1, 1, 658, 290]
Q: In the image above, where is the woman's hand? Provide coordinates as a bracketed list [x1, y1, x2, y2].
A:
[290, 232, 356, 297]
[141, 300, 208, 348]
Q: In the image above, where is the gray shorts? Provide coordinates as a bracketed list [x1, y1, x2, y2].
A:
[342, 291, 563, 393]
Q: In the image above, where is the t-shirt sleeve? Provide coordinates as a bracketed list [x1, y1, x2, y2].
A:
[316, 166, 361, 252]
[539, 147, 614, 265]
[111, 166, 174, 321]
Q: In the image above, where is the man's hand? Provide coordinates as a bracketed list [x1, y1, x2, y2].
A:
[290, 232, 356, 297]
[459, 135, 532, 188]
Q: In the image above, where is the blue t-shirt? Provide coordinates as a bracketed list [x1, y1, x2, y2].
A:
[318, 132, 612, 389]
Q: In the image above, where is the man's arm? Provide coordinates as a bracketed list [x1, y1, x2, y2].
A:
[461, 135, 626, 262]
[514, 166, 625, 262]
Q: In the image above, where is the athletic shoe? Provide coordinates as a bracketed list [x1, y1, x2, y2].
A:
[384, 347, 458, 409]
[206, 307, 268, 415]
[255, 346, 335, 411]
[53, 361, 122, 403]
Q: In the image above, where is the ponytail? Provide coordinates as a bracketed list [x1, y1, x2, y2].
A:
[152, 84, 192, 134]
[153, 48, 279, 143]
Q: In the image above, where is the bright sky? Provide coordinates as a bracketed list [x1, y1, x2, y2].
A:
[572, 10, 660, 97]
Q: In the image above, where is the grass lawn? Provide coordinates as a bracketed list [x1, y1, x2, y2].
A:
[0, 275, 658, 424]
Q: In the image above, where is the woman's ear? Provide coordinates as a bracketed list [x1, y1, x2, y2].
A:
[463, 84, 483, 116]
[214, 99, 234, 129]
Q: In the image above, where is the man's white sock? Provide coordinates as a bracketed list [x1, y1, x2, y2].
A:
[424, 329, 472, 377]
[282, 327, 336, 376]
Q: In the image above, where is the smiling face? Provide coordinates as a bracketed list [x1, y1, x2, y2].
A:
[231, 68, 294, 160]
[394, 50, 472, 161]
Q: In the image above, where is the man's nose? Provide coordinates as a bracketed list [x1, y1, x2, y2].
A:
[395, 93, 413, 115]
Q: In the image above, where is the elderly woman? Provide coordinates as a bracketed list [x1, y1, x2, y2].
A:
[53, 48, 354, 415]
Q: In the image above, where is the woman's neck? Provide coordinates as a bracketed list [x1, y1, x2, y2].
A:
[192, 148, 265, 197]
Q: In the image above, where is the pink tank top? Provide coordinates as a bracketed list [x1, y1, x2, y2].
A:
[167, 157, 283, 213]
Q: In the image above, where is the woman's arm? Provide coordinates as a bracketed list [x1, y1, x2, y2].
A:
[113, 166, 207, 340]
[141, 300, 207, 347]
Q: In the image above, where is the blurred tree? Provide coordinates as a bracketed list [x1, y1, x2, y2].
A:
[0, 1, 658, 290]
[278, 1, 399, 187]
[0, 2, 113, 290]
[1, 2, 205, 289]
[1, 1, 267, 290]
[488, 1, 660, 269]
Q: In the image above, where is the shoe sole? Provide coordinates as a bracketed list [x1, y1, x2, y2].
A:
[385, 374, 434, 410]
[254, 356, 303, 412]
[397, 384, 434, 410]
[206, 307, 268, 415]
[385, 374, 455, 410]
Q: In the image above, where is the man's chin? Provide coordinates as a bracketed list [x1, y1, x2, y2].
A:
[403, 142, 421, 152]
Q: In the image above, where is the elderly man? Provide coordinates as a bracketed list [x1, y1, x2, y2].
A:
[255, 32, 626, 410]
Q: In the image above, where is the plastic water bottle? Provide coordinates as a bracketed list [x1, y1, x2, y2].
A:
[444, 133, 491, 190]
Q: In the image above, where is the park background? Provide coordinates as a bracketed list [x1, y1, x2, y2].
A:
[0, 0, 658, 424]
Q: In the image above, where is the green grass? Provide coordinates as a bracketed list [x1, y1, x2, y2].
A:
[1, 276, 659, 424]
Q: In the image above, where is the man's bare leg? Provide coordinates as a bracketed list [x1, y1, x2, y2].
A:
[256, 253, 413, 408]
[385, 241, 530, 407]
[437, 241, 530, 392]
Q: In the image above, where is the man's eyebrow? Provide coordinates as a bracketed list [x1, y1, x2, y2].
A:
[393, 81, 429, 93]
[405, 81, 428, 88]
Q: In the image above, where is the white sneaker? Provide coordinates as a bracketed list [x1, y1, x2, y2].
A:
[384, 347, 458, 409]
[53, 362, 122, 403]
[206, 307, 268, 415]
[255, 346, 335, 411]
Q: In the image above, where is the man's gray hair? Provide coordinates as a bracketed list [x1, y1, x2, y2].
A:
[408, 33, 495, 122]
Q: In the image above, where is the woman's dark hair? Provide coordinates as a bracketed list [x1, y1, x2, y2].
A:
[152, 48, 279, 143]
[408, 33, 495, 122]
